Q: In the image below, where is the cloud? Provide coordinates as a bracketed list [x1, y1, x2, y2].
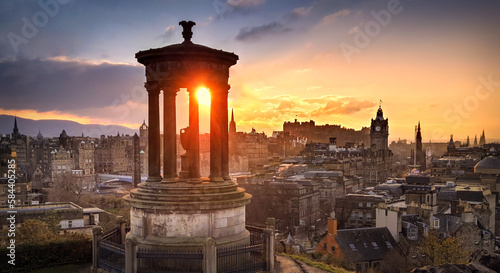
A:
[285, 6, 313, 20]
[348, 26, 359, 35]
[227, 0, 265, 7]
[276, 100, 295, 110]
[310, 98, 376, 116]
[235, 21, 291, 41]
[157, 25, 176, 44]
[0, 57, 144, 113]
[316, 9, 351, 28]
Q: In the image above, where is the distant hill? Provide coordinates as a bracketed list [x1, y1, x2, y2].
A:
[0, 115, 137, 138]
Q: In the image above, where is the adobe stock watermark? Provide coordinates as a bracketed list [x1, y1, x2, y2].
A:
[431, 74, 499, 141]
[7, 0, 70, 54]
[340, 0, 405, 64]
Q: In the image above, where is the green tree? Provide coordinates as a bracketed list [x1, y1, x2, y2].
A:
[419, 231, 470, 265]
[41, 209, 61, 234]
[17, 219, 55, 244]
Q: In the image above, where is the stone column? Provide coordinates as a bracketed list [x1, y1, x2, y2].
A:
[145, 81, 161, 181]
[209, 84, 222, 181]
[264, 228, 275, 273]
[116, 216, 126, 244]
[221, 84, 230, 180]
[163, 86, 178, 181]
[203, 238, 216, 273]
[188, 87, 200, 179]
[91, 226, 102, 273]
[125, 236, 138, 273]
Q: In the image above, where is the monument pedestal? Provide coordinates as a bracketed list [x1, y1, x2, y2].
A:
[124, 180, 251, 250]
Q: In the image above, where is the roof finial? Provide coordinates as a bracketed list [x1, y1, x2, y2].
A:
[379, 99, 383, 108]
[179, 20, 196, 44]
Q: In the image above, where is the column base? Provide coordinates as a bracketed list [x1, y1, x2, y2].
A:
[146, 176, 162, 182]
[209, 176, 224, 182]
[161, 177, 177, 183]
[186, 177, 203, 184]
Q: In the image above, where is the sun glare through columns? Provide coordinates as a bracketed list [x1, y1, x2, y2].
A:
[197, 87, 211, 107]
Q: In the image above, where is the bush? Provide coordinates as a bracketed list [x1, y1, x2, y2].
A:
[0, 237, 91, 272]
[0, 220, 91, 272]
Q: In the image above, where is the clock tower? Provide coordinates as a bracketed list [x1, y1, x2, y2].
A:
[370, 106, 389, 151]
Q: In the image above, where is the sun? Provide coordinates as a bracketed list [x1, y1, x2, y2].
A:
[197, 87, 211, 106]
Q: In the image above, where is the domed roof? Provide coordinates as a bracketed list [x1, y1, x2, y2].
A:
[136, 21, 238, 66]
[474, 156, 500, 174]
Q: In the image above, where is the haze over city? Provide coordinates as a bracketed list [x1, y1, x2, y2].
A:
[0, 0, 499, 141]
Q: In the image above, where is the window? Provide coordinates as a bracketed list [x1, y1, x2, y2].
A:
[366, 213, 372, 221]
[408, 228, 418, 240]
[323, 243, 327, 251]
[432, 217, 439, 229]
[349, 244, 357, 251]
[371, 242, 379, 249]
[359, 202, 363, 207]
[367, 202, 371, 207]
[68, 221, 72, 228]
[385, 241, 393, 248]
[331, 246, 335, 252]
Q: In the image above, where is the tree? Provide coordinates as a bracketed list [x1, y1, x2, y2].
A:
[17, 220, 55, 244]
[418, 231, 470, 265]
[378, 248, 411, 273]
[49, 173, 86, 203]
[41, 209, 61, 234]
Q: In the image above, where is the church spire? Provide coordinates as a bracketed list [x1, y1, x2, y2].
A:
[12, 116, 19, 138]
[479, 129, 486, 146]
[229, 108, 236, 133]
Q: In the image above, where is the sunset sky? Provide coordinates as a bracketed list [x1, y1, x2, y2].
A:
[0, 0, 499, 142]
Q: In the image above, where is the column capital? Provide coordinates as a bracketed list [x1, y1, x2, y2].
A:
[207, 82, 230, 93]
[144, 81, 160, 94]
[161, 82, 180, 94]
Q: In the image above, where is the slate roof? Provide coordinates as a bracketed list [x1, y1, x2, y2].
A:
[456, 190, 485, 203]
[335, 227, 397, 263]
[433, 214, 464, 235]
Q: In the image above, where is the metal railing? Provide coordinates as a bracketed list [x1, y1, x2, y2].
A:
[94, 222, 274, 273]
[137, 248, 204, 273]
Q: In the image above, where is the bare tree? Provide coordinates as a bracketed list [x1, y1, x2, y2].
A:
[49, 173, 86, 203]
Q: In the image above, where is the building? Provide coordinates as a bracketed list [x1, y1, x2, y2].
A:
[94, 134, 128, 174]
[0, 177, 28, 206]
[479, 130, 486, 146]
[316, 214, 398, 273]
[370, 106, 389, 152]
[283, 119, 370, 147]
[242, 179, 320, 233]
[50, 147, 75, 181]
[415, 122, 426, 171]
[229, 128, 270, 169]
[366, 106, 393, 184]
[334, 193, 388, 229]
[0, 202, 104, 230]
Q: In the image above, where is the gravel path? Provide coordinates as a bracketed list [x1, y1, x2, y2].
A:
[275, 255, 332, 273]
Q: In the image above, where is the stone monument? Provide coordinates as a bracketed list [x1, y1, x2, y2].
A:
[124, 20, 251, 267]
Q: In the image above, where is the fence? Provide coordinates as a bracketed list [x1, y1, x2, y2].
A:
[137, 247, 203, 273]
[92, 217, 276, 273]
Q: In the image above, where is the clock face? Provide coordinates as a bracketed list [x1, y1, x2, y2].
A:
[375, 126, 381, 131]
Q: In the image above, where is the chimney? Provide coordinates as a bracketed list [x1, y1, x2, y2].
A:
[461, 204, 474, 223]
[328, 212, 337, 235]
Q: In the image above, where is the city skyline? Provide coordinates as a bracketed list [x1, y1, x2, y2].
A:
[0, 0, 499, 142]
